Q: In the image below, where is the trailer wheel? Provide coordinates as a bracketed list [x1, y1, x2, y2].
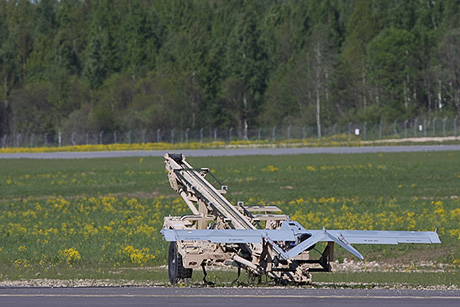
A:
[168, 241, 192, 284]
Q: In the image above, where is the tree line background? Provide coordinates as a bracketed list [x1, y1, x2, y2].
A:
[1, 0, 460, 139]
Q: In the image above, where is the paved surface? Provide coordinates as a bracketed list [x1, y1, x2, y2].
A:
[0, 287, 459, 307]
[1, 144, 460, 159]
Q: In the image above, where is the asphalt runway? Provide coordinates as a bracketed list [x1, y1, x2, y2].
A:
[1, 144, 460, 159]
[1, 287, 460, 307]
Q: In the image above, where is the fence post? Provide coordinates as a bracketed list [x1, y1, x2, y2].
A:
[414, 119, 418, 137]
[379, 122, 382, 139]
[229, 127, 233, 142]
[99, 131, 103, 145]
[287, 125, 291, 142]
[423, 119, 427, 137]
[200, 128, 204, 143]
[302, 126, 306, 140]
[44, 133, 48, 146]
[127, 131, 131, 144]
[443, 117, 447, 136]
[58, 132, 62, 147]
[258, 127, 261, 141]
[30, 134, 34, 147]
[433, 118, 437, 136]
[272, 126, 276, 142]
[363, 122, 367, 140]
[455, 117, 458, 136]
[214, 128, 217, 142]
[157, 129, 161, 143]
[348, 122, 351, 140]
[72, 132, 76, 146]
[2, 135, 6, 148]
[171, 129, 175, 144]
[185, 128, 189, 143]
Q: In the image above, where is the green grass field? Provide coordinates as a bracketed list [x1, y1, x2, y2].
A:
[1, 151, 459, 286]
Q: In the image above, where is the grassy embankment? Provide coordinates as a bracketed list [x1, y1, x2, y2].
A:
[0, 152, 459, 287]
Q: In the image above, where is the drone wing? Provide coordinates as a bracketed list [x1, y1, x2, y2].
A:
[161, 227, 440, 260]
[318, 229, 441, 245]
[161, 228, 296, 243]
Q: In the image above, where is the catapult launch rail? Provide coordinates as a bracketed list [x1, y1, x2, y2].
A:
[161, 153, 441, 285]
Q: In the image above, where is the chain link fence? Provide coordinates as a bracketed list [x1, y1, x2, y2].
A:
[2, 118, 459, 148]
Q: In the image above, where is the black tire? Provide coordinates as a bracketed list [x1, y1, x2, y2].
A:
[168, 241, 192, 285]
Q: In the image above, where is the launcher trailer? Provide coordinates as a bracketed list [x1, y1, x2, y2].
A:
[161, 153, 441, 285]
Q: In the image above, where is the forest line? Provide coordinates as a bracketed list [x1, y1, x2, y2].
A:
[1, 0, 460, 139]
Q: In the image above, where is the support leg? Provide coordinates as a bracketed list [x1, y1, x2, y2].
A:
[201, 263, 215, 286]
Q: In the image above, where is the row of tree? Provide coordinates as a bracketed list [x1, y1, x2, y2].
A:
[1, 0, 460, 138]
